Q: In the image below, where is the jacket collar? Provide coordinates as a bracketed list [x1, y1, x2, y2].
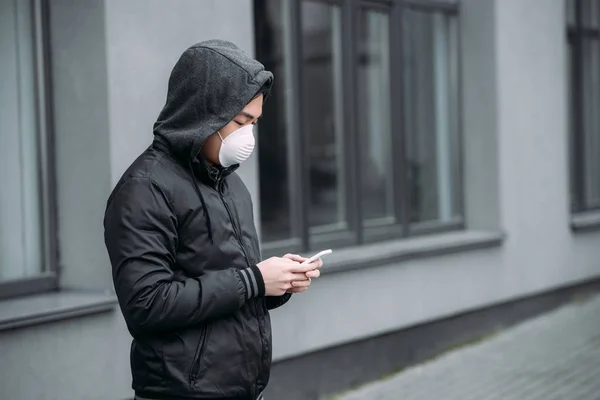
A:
[152, 137, 239, 187]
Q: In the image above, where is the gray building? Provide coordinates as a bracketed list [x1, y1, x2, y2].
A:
[1, 0, 599, 399]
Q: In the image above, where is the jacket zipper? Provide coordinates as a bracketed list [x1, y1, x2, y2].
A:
[218, 180, 253, 273]
[189, 324, 211, 385]
[217, 179, 265, 395]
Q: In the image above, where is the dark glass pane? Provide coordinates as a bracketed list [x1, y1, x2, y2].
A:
[567, 38, 579, 211]
[301, 1, 346, 229]
[255, 0, 293, 242]
[581, 0, 600, 28]
[0, 0, 44, 279]
[357, 9, 395, 222]
[403, 9, 461, 224]
[568, 0, 600, 28]
[567, 0, 576, 26]
[582, 37, 600, 208]
[568, 0, 600, 212]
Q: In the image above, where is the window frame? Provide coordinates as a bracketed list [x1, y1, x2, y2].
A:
[567, 0, 600, 214]
[255, 0, 463, 256]
[357, 1, 404, 245]
[0, 0, 58, 300]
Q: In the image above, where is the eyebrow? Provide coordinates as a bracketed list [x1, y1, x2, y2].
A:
[239, 111, 259, 121]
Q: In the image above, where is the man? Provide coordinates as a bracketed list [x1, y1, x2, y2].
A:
[104, 40, 322, 400]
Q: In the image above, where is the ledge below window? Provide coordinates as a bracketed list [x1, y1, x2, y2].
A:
[0, 291, 117, 332]
[571, 211, 600, 232]
[321, 230, 505, 275]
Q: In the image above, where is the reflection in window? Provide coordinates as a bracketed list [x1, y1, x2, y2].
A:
[568, 0, 600, 212]
[0, 0, 44, 280]
[301, 1, 346, 231]
[357, 9, 395, 223]
[581, 38, 600, 207]
[255, 0, 294, 243]
[254, 0, 463, 253]
[403, 8, 462, 224]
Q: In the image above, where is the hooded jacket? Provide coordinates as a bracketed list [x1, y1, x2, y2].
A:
[103, 40, 287, 400]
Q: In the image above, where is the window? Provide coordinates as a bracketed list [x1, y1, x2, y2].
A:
[568, 0, 600, 213]
[0, 0, 56, 298]
[254, 0, 462, 255]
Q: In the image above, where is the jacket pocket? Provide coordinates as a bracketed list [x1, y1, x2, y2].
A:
[189, 324, 212, 385]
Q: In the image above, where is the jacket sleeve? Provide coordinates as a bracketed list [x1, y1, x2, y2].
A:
[103, 177, 264, 334]
[265, 293, 292, 310]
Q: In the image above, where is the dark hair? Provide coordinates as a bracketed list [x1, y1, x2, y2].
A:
[253, 78, 273, 102]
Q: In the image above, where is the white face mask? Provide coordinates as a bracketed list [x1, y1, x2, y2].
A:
[218, 124, 256, 167]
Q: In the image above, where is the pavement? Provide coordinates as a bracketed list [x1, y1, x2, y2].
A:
[334, 293, 600, 400]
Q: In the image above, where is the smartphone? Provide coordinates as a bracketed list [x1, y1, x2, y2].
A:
[301, 249, 333, 265]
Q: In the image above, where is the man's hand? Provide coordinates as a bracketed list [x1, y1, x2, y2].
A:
[282, 253, 322, 294]
[256, 257, 321, 296]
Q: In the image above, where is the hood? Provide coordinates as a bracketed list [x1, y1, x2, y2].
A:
[153, 39, 274, 163]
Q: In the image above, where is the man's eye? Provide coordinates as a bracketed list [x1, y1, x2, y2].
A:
[235, 121, 244, 126]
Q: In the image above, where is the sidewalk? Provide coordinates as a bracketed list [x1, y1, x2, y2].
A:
[334, 293, 600, 400]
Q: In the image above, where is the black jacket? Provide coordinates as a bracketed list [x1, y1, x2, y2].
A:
[103, 40, 287, 400]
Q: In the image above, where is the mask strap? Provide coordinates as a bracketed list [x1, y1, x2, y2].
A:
[217, 131, 224, 142]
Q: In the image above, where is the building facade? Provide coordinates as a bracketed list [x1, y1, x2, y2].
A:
[1, 0, 599, 399]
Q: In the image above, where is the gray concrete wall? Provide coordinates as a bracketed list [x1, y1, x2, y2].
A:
[0, 1, 255, 399]
[50, 0, 113, 292]
[2, 1, 600, 399]
[103, 0, 261, 225]
[0, 311, 132, 400]
[269, 0, 600, 360]
[0, 1, 131, 398]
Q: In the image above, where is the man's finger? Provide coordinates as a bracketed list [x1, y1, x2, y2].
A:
[286, 287, 308, 294]
[288, 262, 321, 273]
[287, 272, 310, 281]
[290, 279, 311, 288]
[306, 269, 320, 279]
[283, 253, 307, 263]
[301, 258, 323, 269]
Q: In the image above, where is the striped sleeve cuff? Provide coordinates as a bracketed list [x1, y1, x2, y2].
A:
[239, 266, 266, 299]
